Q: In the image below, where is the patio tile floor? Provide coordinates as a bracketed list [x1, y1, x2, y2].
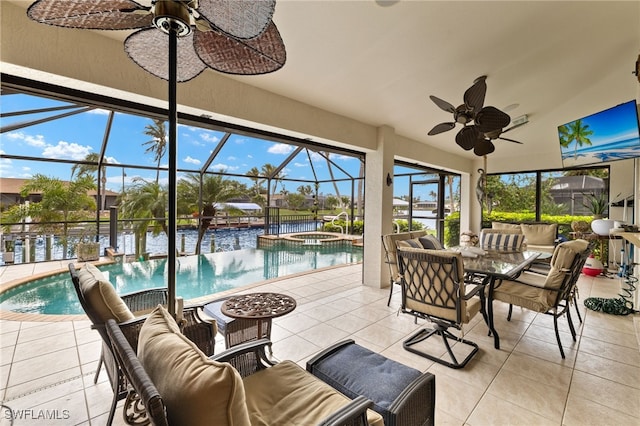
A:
[1, 262, 639, 425]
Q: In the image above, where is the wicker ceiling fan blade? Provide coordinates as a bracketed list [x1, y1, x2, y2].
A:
[474, 138, 495, 156]
[463, 76, 487, 112]
[428, 122, 456, 136]
[455, 126, 479, 151]
[429, 95, 456, 114]
[124, 28, 207, 82]
[194, 22, 286, 75]
[197, 0, 275, 39]
[498, 136, 524, 144]
[475, 106, 511, 132]
[27, 0, 152, 30]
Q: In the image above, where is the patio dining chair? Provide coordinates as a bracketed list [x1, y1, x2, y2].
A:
[491, 239, 593, 358]
[396, 247, 485, 369]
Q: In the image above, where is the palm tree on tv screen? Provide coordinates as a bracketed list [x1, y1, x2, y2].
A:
[560, 119, 594, 159]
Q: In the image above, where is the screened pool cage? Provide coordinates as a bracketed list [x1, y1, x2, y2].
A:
[1, 77, 458, 265]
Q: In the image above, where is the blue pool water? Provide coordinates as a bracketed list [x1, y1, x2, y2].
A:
[0, 243, 362, 315]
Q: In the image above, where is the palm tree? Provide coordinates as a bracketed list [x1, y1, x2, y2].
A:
[119, 178, 168, 258]
[177, 173, 245, 255]
[9, 174, 96, 258]
[71, 152, 108, 211]
[260, 163, 283, 205]
[323, 152, 343, 210]
[142, 119, 168, 183]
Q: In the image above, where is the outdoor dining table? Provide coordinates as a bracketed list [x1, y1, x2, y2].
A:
[459, 248, 543, 350]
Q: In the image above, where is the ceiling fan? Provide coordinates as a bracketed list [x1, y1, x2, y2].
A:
[26, 0, 286, 317]
[428, 76, 513, 156]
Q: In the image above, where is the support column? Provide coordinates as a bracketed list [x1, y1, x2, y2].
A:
[363, 126, 396, 288]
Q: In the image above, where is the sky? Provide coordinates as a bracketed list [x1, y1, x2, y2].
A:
[0, 92, 366, 198]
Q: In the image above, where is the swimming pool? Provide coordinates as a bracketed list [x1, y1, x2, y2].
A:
[0, 243, 363, 315]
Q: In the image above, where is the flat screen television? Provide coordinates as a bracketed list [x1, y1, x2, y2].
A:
[558, 100, 640, 168]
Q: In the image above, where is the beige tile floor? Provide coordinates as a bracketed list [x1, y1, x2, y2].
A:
[1, 261, 639, 425]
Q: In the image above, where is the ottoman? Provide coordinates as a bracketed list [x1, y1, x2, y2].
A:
[307, 340, 435, 426]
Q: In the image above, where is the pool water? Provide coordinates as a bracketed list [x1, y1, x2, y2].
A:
[0, 244, 363, 315]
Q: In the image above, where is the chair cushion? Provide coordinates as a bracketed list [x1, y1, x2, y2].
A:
[138, 306, 251, 426]
[544, 239, 589, 289]
[419, 235, 444, 250]
[243, 360, 383, 426]
[520, 223, 557, 245]
[493, 278, 555, 312]
[76, 263, 134, 323]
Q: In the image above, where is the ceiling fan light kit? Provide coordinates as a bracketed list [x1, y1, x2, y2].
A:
[428, 75, 524, 156]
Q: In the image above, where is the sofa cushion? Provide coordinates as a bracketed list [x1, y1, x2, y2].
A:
[243, 360, 383, 426]
[480, 231, 525, 251]
[138, 306, 250, 426]
[396, 238, 422, 249]
[419, 235, 444, 250]
[520, 223, 558, 245]
[76, 263, 134, 323]
[492, 222, 523, 233]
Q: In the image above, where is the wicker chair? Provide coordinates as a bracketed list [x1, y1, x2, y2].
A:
[133, 305, 382, 426]
[491, 239, 593, 359]
[397, 247, 485, 369]
[69, 263, 216, 425]
[106, 319, 169, 426]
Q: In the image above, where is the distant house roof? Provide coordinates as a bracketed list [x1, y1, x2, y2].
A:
[549, 175, 605, 192]
[0, 177, 119, 197]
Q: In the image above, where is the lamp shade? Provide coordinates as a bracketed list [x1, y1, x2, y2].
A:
[591, 219, 615, 236]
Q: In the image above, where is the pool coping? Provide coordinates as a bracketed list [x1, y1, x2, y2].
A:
[0, 260, 363, 322]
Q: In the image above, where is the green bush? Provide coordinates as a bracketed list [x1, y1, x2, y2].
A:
[321, 219, 364, 235]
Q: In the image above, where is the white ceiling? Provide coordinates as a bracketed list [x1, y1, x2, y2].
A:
[257, 0, 640, 164]
[5, 1, 640, 169]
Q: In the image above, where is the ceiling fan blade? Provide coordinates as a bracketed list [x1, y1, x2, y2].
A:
[194, 22, 286, 75]
[455, 126, 479, 151]
[428, 122, 456, 135]
[124, 28, 207, 82]
[429, 96, 456, 114]
[475, 106, 511, 132]
[498, 137, 524, 144]
[27, 0, 152, 30]
[197, 0, 275, 39]
[474, 139, 495, 156]
[463, 75, 487, 112]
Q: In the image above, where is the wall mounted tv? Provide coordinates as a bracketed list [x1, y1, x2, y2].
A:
[559, 100, 640, 168]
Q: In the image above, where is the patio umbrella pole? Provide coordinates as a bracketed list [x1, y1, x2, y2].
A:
[167, 25, 178, 318]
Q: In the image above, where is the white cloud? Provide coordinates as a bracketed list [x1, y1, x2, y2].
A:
[184, 156, 201, 165]
[268, 143, 293, 155]
[200, 132, 220, 144]
[42, 141, 92, 160]
[105, 156, 120, 164]
[87, 108, 110, 115]
[294, 161, 308, 167]
[6, 131, 47, 148]
[209, 163, 239, 172]
[227, 156, 237, 161]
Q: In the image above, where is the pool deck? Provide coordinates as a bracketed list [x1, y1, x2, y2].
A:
[1, 260, 639, 425]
